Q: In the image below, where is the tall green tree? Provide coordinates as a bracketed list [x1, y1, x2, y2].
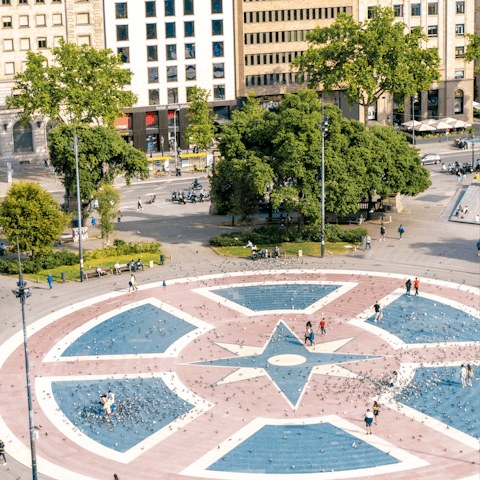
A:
[94, 185, 122, 243]
[6, 39, 136, 127]
[0, 181, 69, 257]
[48, 124, 148, 209]
[184, 86, 217, 150]
[291, 7, 441, 125]
[465, 34, 480, 73]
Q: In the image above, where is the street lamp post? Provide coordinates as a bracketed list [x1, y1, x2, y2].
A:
[173, 108, 180, 171]
[13, 237, 37, 480]
[383, 96, 386, 126]
[412, 95, 415, 146]
[471, 134, 475, 164]
[318, 93, 329, 259]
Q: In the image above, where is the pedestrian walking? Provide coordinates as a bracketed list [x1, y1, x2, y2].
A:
[47, 273, 53, 290]
[364, 409, 374, 434]
[365, 235, 372, 250]
[317, 318, 327, 336]
[457, 171, 461, 183]
[398, 224, 405, 240]
[460, 364, 467, 388]
[466, 365, 474, 387]
[108, 390, 115, 413]
[380, 225, 386, 241]
[129, 274, 138, 293]
[414, 277, 420, 296]
[304, 321, 314, 346]
[373, 401, 380, 425]
[405, 278, 412, 295]
[0, 438, 6, 465]
[137, 197, 143, 210]
[373, 301, 382, 322]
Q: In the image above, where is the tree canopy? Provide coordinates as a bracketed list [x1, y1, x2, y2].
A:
[213, 90, 431, 222]
[6, 39, 136, 127]
[465, 34, 480, 74]
[0, 181, 69, 257]
[94, 185, 122, 243]
[184, 86, 217, 150]
[48, 124, 148, 208]
[291, 7, 441, 123]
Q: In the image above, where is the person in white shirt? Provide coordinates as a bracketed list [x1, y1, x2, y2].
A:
[114, 261, 121, 274]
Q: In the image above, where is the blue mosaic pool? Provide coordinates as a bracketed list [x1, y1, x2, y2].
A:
[207, 423, 400, 473]
[366, 295, 479, 344]
[395, 366, 479, 439]
[51, 377, 194, 452]
[211, 284, 341, 311]
[62, 304, 196, 356]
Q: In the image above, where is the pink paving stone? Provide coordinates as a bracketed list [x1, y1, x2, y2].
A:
[0, 271, 478, 480]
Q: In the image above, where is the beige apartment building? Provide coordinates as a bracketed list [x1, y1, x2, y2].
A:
[475, 0, 479, 101]
[0, 0, 103, 164]
[237, 0, 476, 124]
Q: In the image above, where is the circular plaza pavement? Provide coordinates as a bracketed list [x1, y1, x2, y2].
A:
[0, 269, 478, 480]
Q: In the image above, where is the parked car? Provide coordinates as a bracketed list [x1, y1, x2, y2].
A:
[420, 154, 441, 165]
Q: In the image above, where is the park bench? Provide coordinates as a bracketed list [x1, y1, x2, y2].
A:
[83, 267, 112, 280]
[19, 160, 31, 165]
[113, 263, 131, 275]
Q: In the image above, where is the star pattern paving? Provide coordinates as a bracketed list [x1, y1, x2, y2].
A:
[193, 321, 381, 408]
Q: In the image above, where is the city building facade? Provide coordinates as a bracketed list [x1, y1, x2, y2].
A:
[0, 0, 104, 164]
[105, 0, 237, 151]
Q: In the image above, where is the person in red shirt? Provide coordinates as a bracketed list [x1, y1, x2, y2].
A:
[319, 318, 326, 336]
[414, 277, 420, 296]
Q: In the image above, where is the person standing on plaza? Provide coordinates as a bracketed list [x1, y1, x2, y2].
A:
[380, 225, 386, 241]
[129, 274, 138, 293]
[47, 273, 53, 290]
[373, 301, 382, 322]
[405, 278, 412, 295]
[373, 401, 380, 425]
[137, 197, 143, 210]
[305, 322, 313, 346]
[460, 364, 467, 388]
[364, 409, 374, 434]
[398, 224, 405, 240]
[318, 318, 327, 336]
[414, 277, 420, 296]
[0, 438, 6, 465]
[365, 235, 372, 250]
[108, 390, 115, 413]
[466, 365, 474, 387]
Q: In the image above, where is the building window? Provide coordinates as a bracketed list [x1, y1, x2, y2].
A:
[145, 1, 156, 17]
[167, 65, 177, 82]
[455, 46, 464, 57]
[3, 16, 12, 27]
[427, 90, 438, 118]
[146, 23, 157, 39]
[19, 0, 28, 3]
[78, 35, 90, 45]
[116, 25, 128, 41]
[211, 0, 222, 13]
[36, 0, 45, 3]
[185, 42, 195, 58]
[146, 112, 158, 128]
[368, 103, 377, 121]
[117, 46, 130, 63]
[166, 44, 177, 60]
[5, 62, 14, 74]
[393, 4, 403, 16]
[411, 4, 420, 15]
[367, 6, 373, 18]
[2, 0, 11, 4]
[168, 87, 178, 103]
[165, 22, 175, 38]
[427, 3, 438, 14]
[4, 38, 13, 50]
[76, 13, 89, 24]
[38, 37, 47, 48]
[115, 3, 127, 19]
[149, 89, 160, 105]
[213, 62, 224, 78]
[148, 66, 159, 83]
[36, 14, 46, 26]
[165, 0, 175, 16]
[53, 13, 62, 25]
[428, 25, 437, 36]
[147, 45, 157, 61]
[212, 41, 223, 57]
[213, 85, 225, 100]
[185, 64, 196, 80]
[20, 38, 30, 50]
[212, 19, 223, 35]
[456, 1, 465, 13]
[184, 0, 193, 15]
[454, 89, 464, 114]
[455, 24, 464, 35]
[184, 21, 194, 37]
[19, 15, 29, 26]
[455, 70, 464, 79]
[13, 121, 33, 152]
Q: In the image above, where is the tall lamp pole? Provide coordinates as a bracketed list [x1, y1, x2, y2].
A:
[471, 134, 475, 164]
[412, 94, 417, 146]
[173, 107, 179, 171]
[318, 93, 329, 258]
[71, 121, 84, 282]
[13, 237, 37, 480]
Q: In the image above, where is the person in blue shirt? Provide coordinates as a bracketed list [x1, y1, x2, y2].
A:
[47, 274, 53, 290]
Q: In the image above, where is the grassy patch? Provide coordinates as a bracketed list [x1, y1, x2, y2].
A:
[213, 242, 357, 258]
[24, 251, 164, 282]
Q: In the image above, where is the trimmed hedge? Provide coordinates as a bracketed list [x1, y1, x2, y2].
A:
[209, 225, 367, 247]
[0, 241, 161, 275]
